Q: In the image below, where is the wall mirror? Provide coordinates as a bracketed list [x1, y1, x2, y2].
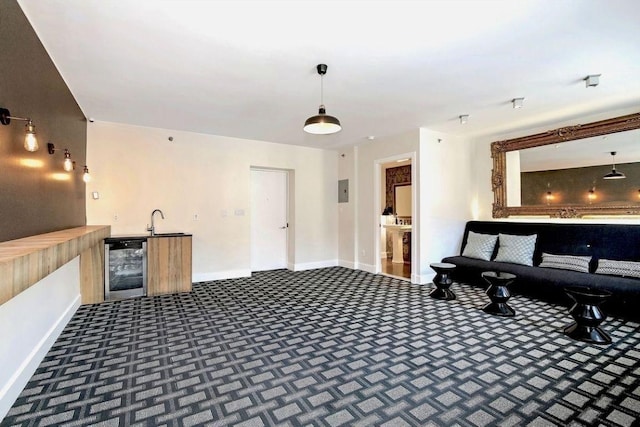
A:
[394, 184, 412, 217]
[491, 112, 640, 218]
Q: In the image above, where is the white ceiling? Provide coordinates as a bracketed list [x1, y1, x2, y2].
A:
[17, 0, 640, 149]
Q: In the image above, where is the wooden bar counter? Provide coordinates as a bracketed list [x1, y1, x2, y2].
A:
[0, 225, 110, 305]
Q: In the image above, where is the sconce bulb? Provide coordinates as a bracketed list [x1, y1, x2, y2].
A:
[82, 166, 91, 183]
[24, 122, 38, 152]
[63, 157, 74, 172]
[62, 149, 74, 172]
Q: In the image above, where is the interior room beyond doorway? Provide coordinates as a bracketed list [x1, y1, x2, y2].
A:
[380, 159, 412, 280]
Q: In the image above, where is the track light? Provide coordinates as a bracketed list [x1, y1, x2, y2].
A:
[459, 115, 469, 124]
[0, 107, 39, 151]
[512, 98, 525, 109]
[584, 74, 601, 88]
[304, 64, 342, 135]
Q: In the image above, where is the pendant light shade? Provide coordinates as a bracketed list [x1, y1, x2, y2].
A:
[304, 64, 341, 135]
[603, 151, 626, 180]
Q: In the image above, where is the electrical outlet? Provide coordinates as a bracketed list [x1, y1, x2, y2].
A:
[114, 214, 118, 221]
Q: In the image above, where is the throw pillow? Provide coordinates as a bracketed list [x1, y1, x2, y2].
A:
[494, 233, 537, 266]
[595, 259, 640, 279]
[539, 253, 591, 273]
[461, 231, 498, 261]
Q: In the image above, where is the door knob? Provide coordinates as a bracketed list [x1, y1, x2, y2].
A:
[279, 226, 286, 229]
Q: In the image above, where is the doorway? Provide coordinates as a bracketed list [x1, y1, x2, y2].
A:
[250, 169, 288, 271]
[377, 158, 414, 280]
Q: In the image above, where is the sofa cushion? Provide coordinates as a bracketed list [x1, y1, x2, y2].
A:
[539, 253, 591, 273]
[461, 231, 498, 261]
[494, 233, 537, 266]
[596, 259, 640, 279]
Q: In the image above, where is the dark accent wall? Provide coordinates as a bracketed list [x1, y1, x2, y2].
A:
[0, 0, 86, 242]
[521, 162, 640, 206]
[385, 165, 411, 212]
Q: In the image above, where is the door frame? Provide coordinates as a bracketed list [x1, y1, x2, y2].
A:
[373, 152, 418, 282]
[249, 167, 292, 271]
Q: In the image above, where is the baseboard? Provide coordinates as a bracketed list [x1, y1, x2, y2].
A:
[355, 262, 376, 274]
[292, 260, 338, 271]
[0, 295, 80, 419]
[338, 260, 355, 269]
[192, 269, 251, 283]
[414, 274, 431, 284]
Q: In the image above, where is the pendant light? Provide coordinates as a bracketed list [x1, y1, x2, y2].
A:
[304, 64, 342, 135]
[603, 151, 626, 180]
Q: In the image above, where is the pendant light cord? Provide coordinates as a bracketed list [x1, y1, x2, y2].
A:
[320, 74, 324, 107]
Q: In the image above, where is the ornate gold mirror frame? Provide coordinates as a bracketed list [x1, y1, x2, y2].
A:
[491, 112, 640, 218]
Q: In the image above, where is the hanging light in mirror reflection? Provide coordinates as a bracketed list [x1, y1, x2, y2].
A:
[603, 151, 626, 179]
[587, 187, 596, 203]
[82, 165, 91, 183]
[545, 191, 553, 205]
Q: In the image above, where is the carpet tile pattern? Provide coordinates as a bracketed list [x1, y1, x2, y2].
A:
[3, 267, 640, 426]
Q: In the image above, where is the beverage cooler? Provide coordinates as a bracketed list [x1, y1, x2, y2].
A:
[104, 237, 147, 300]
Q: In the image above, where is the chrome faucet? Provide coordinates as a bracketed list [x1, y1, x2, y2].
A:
[146, 209, 165, 236]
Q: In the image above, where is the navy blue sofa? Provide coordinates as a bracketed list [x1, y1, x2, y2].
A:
[442, 221, 640, 321]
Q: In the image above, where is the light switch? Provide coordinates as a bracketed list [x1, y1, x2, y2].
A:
[234, 209, 245, 216]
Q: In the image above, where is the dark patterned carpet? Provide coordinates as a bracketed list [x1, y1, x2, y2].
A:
[3, 267, 640, 426]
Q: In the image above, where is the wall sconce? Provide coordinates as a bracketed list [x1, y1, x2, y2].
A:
[82, 165, 91, 183]
[47, 143, 75, 172]
[0, 107, 39, 152]
[512, 98, 525, 109]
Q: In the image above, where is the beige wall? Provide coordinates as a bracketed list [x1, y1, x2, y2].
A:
[87, 121, 338, 281]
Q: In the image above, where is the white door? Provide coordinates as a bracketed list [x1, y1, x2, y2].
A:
[251, 169, 288, 271]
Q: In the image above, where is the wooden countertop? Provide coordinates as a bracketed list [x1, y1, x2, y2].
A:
[0, 225, 110, 305]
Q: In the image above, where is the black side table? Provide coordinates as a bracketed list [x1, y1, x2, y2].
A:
[429, 263, 456, 300]
[563, 287, 612, 344]
[481, 271, 516, 317]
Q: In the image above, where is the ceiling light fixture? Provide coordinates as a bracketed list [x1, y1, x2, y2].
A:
[584, 74, 601, 88]
[603, 151, 626, 180]
[512, 98, 524, 109]
[459, 115, 469, 124]
[303, 64, 342, 135]
[0, 107, 39, 151]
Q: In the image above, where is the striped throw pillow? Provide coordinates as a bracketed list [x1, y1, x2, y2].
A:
[539, 253, 591, 273]
[595, 259, 640, 279]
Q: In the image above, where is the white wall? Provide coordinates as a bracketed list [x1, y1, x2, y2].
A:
[353, 130, 420, 274]
[338, 147, 356, 268]
[0, 258, 80, 419]
[86, 121, 338, 280]
[418, 129, 474, 280]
